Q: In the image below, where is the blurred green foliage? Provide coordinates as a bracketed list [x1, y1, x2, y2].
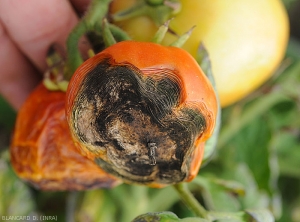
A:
[1, 0, 300, 221]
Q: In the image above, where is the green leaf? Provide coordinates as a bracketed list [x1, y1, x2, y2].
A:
[131, 211, 209, 222]
[76, 189, 117, 222]
[196, 43, 221, 165]
[231, 164, 271, 210]
[269, 100, 299, 129]
[0, 151, 36, 216]
[192, 176, 242, 212]
[286, 38, 300, 60]
[107, 184, 151, 222]
[148, 186, 181, 212]
[273, 131, 300, 178]
[283, 0, 299, 9]
[207, 211, 247, 222]
[229, 117, 272, 191]
[208, 178, 245, 196]
[131, 211, 180, 222]
[218, 91, 290, 149]
[0, 96, 16, 130]
[207, 209, 274, 222]
[181, 218, 210, 222]
[245, 209, 274, 222]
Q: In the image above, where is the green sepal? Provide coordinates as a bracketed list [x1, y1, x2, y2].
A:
[152, 19, 172, 44]
[111, 0, 181, 26]
[196, 43, 221, 165]
[170, 26, 195, 48]
[102, 18, 117, 47]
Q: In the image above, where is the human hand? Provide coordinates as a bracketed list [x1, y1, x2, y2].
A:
[0, 0, 90, 110]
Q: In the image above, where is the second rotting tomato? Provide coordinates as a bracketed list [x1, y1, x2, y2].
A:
[110, 0, 289, 107]
[10, 83, 120, 191]
[66, 41, 218, 187]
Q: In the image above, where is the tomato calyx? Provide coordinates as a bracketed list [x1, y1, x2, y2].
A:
[51, 0, 189, 85]
[43, 0, 132, 91]
[43, 44, 69, 92]
[111, 0, 181, 26]
[41, 0, 191, 92]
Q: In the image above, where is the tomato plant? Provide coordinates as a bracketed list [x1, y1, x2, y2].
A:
[66, 41, 218, 187]
[110, 0, 289, 107]
[1, 0, 298, 222]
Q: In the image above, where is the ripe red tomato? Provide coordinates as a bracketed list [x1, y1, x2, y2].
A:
[66, 41, 218, 187]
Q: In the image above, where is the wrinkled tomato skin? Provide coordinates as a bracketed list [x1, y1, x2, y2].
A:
[10, 83, 120, 191]
[67, 41, 218, 139]
[66, 41, 217, 187]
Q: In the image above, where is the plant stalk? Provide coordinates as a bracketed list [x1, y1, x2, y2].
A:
[173, 183, 208, 219]
[64, 0, 111, 80]
[66, 191, 79, 222]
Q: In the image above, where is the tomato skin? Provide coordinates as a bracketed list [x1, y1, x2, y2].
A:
[66, 41, 217, 187]
[67, 41, 217, 136]
[10, 83, 120, 191]
[110, 0, 289, 107]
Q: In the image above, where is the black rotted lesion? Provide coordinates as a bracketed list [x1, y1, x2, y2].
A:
[73, 55, 207, 184]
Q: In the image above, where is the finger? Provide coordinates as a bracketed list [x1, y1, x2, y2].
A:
[0, 0, 79, 72]
[70, 0, 91, 16]
[0, 21, 41, 110]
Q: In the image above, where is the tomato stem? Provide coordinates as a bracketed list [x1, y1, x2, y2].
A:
[64, 0, 111, 80]
[64, 0, 131, 80]
[173, 183, 208, 219]
[66, 191, 79, 222]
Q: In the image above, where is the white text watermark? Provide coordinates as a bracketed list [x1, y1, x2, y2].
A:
[2, 215, 57, 221]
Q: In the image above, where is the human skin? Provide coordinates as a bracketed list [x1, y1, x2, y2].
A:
[0, 0, 90, 110]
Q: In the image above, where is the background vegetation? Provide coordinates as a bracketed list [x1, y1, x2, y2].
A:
[0, 0, 300, 221]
